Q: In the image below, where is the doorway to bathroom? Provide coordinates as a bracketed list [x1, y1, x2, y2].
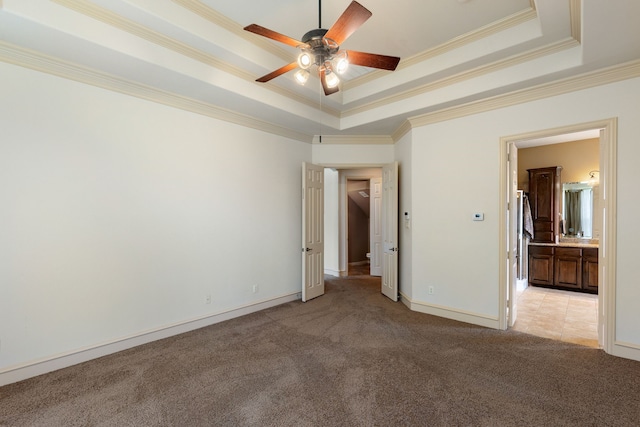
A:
[500, 118, 617, 353]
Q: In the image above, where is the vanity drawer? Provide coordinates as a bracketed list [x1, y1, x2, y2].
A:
[555, 247, 581, 258]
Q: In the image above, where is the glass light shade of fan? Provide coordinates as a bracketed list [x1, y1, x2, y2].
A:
[294, 69, 310, 85]
[297, 51, 312, 69]
[333, 51, 349, 74]
[325, 69, 340, 88]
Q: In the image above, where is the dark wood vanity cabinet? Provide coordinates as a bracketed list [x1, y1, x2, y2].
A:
[554, 247, 582, 290]
[528, 246, 555, 286]
[582, 248, 599, 292]
[528, 245, 598, 293]
[528, 167, 562, 243]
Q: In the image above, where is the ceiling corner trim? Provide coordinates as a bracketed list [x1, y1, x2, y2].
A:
[408, 59, 640, 128]
[0, 41, 313, 144]
[569, 0, 582, 43]
[392, 120, 412, 143]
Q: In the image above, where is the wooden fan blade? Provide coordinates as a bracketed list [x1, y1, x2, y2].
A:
[244, 24, 305, 48]
[346, 50, 400, 71]
[325, 1, 372, 46]
[256, 62, 298, 83]
[320, 72, 340, 96]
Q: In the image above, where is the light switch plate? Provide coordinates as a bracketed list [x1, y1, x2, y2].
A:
[473, 213, 484, 221]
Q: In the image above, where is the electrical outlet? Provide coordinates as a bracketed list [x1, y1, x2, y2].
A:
[205, 294, 211, 304]
[252, 284, 259, 294]
[428, 286, 434, 295]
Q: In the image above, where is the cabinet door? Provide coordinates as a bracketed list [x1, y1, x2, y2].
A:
[529, 246, 554, 286]
[582, 248, 599, 293]
[529, 167, 560, 243]
[554, 247, 582, 289]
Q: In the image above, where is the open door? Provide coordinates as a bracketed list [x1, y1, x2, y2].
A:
[381, 162, 398, 301]
[302, 162, 324, 302]
[507, 144, 519, 326]
[370, 177, 382, 276]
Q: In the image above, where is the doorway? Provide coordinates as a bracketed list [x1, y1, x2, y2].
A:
[500, 118, 617, 353]
[331, 168, 383, 278]
[347, 179, 372, 276]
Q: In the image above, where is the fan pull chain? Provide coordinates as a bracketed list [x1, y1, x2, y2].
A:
[318, 72, 323, 143]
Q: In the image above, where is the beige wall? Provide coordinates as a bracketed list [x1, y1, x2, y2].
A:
[518, 138, 600, 190]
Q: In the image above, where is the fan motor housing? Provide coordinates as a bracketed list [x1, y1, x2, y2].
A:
[301, 28, 339, 66]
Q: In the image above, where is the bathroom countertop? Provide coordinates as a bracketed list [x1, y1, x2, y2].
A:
[529, 241, 599, 248]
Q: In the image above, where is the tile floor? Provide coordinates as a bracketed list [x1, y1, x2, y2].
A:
[347, 264, 599, 348]
[512, 285, 599, 348]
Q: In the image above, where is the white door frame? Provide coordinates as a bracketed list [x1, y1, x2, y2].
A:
[336, 168, 383, 277]
[498, 118, 617, 356]
[507, 144, 518, 327]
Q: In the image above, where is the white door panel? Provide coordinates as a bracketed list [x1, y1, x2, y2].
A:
[302, 162, 324, 302]
[370, 177, 382, 277]
[381, 162, 398, 301]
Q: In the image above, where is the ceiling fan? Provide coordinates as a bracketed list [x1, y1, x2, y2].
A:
[244, 0, 401, 95]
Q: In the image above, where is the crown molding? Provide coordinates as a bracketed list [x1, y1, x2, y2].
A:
[406, 59, 640, 129]
[52, 0, 253, 80]
[51, 0, 339, 118]
[344, 37, 579, 119]
[171, 0, 293, 62]
[391, 120, 413, 143]
[569, 0, 581, 43]
[311, 135, 394, 145]
[4, 41, 638, 148]
[0, 41, 313, 144]
[344, 7, 538, 91]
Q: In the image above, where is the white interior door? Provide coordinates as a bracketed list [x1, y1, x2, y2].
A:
[381, 162, 398, 301]
[302, 162, 324, 302]
[508, 144, 518, 327]
[370, 177, 382, 277]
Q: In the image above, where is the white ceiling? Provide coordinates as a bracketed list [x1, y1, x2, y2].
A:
[1, 0, 639, 142]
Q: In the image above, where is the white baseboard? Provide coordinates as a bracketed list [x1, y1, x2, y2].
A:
[400, 293, 500, 329]
[611, 340, 640, 362]
[324, 269, 341, 277]
[516, 279, 528, 293]
[0, 292, 300, 387]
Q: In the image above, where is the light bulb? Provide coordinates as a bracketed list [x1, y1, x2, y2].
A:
[297, 51, 312, 69]
[294, 69, 310, 85]
[333, 51, 349, 74]
[335, 58, 348, 74]
[325, 70, 339, 88]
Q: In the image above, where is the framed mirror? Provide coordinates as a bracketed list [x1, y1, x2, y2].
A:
[561, 182, 594, 238]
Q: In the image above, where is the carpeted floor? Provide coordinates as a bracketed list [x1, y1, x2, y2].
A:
[1, 275, 639, 426]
